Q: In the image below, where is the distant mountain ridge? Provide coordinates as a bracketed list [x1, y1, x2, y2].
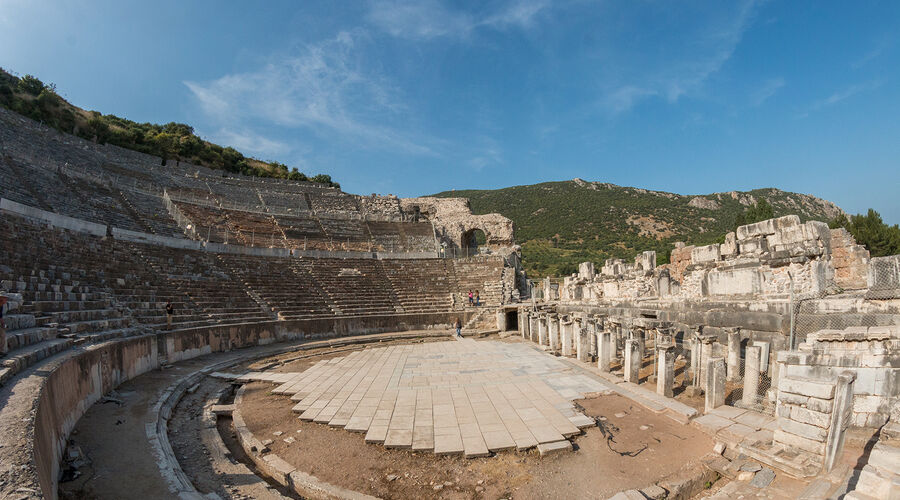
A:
[432, 179, 844, 278]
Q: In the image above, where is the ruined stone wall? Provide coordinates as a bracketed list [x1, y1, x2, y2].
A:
[776, 325, 900, 428]
[399, 197, 515, 251]
[559, 215, 894, 304]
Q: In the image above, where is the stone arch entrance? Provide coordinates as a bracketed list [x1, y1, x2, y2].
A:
[461, 228, 488, 255]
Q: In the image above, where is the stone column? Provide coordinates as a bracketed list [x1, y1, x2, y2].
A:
[529, 314, 538, 343]
[698, 333, 717, 393]
[588, 318, 598, 357]
[576, 320, 591, 362]
[518, 310, 526, 338]
[686, 331, 703, 397]
[538, 315, 548, 346]
[704, 357, 726, 413]
[549, 315, 560, 351]
[741, 345, 761, 407]
[657, 343, 675, 398]
[496, 310, 507, 332]
[561, 319, 574, 357]
[634, 326, 646, 361]
[726, 327, 742, 382]
[624, 339, 641, 383]
[597, 329, 612, 372]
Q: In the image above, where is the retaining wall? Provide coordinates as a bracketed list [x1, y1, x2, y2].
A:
[25, 311, 472, 499]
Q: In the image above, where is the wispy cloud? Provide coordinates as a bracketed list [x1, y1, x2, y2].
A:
[467, 136, 504, 171]
[367, 0, 550, 40]
[813, 80, 883, 110]
[599, 0, 762, 113]
[852, 37, 891, 69]
[184, 31, 434, 156]
[750, 77, 785, 106]
[602, 86, 658, 114]
[796, 79, 885, 118]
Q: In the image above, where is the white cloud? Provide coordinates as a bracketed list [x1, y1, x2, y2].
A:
[367, 0, 550, 40]
[750, 77, 785, 107]
[184, 31, 435, 156]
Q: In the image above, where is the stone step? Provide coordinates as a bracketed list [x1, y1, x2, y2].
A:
[0, 338, 75, 386]
[3, 326, 57, 351]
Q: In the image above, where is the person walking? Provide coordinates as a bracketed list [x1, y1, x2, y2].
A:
[165, 301, 174, 329]
[475, 291, 480, 306]
[0, 294, 8, 355]
[454, 317, 462, 338]
[467, 290, 473, 306]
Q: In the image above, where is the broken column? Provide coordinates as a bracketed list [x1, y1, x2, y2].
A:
[686, 328, 704, 397]
[825, 372, 857, 472]
[529, 313, 539, 343]
[624, 339, 641, 383]
[704, 357, 726, 413]
[588, 317, 598, 357]
[634, 325, 646, 360]
[698, 332, 717, 393]
[741, 345, 761, 407]
[597, 328, 612, 372]
[657, 343, 675, 398]
[726, 327, 742, 382]
[576, 318, 591, 362]
[549, 314, 560, 351]
[519, 309, 528, 338]
[538, 314, 548, 346]
[561, 317, 574, 357]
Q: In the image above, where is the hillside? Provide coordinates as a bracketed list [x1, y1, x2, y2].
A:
[0, 68, 338, 187]
[433, 179, 845, 278]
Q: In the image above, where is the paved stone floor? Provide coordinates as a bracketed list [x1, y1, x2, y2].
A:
[238, 338, 605, 457]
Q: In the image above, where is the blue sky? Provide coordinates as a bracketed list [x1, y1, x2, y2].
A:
[2, 0, 898, 222]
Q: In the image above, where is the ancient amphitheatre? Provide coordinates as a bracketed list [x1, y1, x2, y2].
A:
[0, 85, 898, 500]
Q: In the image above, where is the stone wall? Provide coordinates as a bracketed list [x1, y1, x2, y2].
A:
[559, 215, 897, 303]
[776, 325, 899, 428]
[23, 311, 474, 499]
[399, 197, 515, 251]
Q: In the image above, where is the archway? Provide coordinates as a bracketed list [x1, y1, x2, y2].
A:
[461, 228, 487, 256]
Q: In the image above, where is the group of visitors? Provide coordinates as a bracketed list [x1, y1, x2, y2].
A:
[467, 290, 481, 306]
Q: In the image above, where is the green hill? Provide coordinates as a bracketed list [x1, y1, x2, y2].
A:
[0, 68, 338, 187]
[432, 179, 845, 278]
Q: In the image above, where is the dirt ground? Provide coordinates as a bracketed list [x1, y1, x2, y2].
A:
[239, 376, 714, 499]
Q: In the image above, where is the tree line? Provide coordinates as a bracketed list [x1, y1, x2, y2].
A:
[0, 69, 339, 188]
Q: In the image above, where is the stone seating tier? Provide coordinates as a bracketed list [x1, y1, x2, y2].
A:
[0, 212, 509, 384]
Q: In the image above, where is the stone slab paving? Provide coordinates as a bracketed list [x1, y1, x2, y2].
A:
[238, 339, 605, 456]
[692, 405, 777, 449]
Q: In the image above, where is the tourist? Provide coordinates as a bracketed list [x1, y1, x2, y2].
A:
[475, 291, 480, 306]
[454, 318, 462, 338]
[165, 301, 174, 329]
[0, 294, 8, 355]
[0, 294, 7, 329]
[468, 290, 473, 306]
